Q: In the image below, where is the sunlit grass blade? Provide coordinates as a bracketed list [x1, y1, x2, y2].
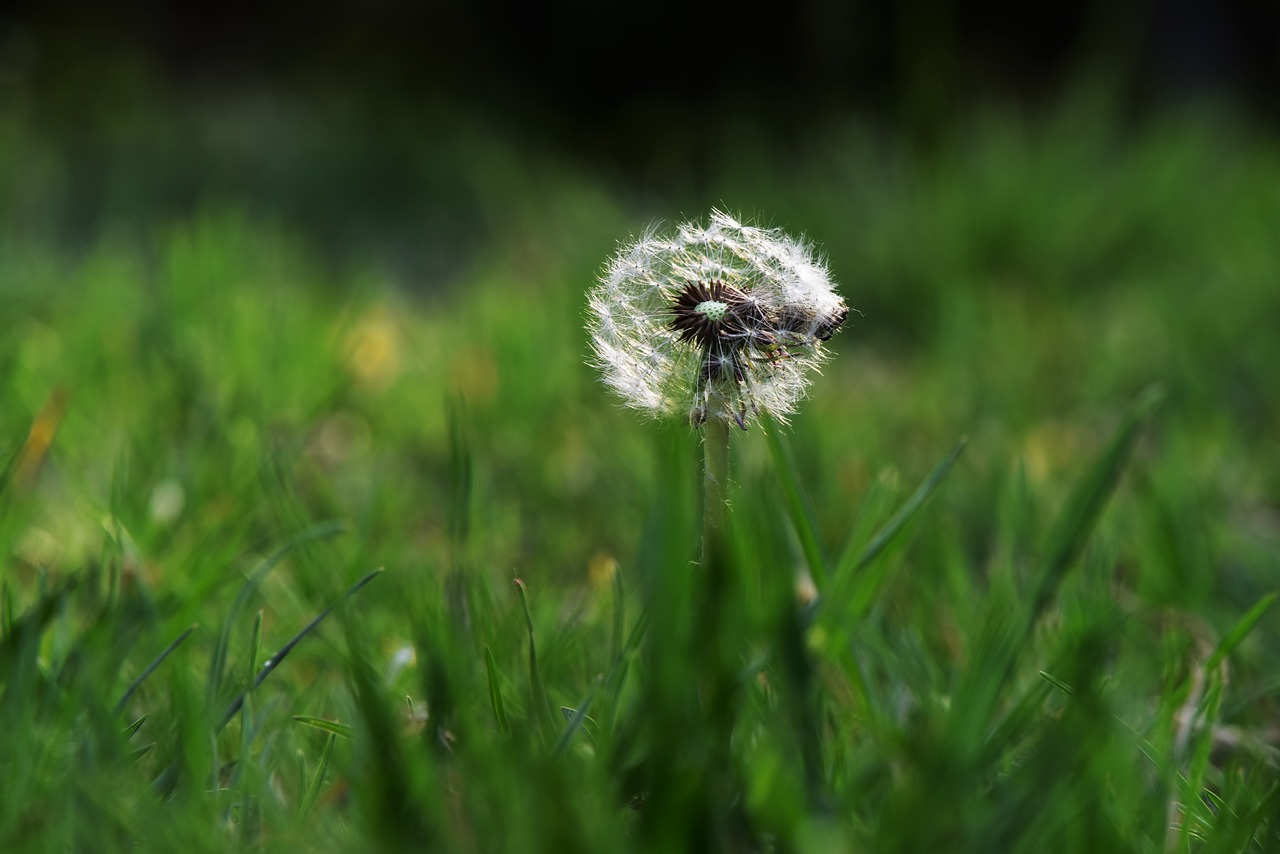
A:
[1206, 780, 1280, 854]
[299, 732, 337, 818]
[484, 646, 511, 734]
[763, 419, 829, 589]
[293, 716, 354, 739]
[1037, 669, 1073, 696]
[1172, 675, 1226, 850]
[207, 520, 346, 706]
[114, 624, 197, 714]
[217, 568, 382, 731]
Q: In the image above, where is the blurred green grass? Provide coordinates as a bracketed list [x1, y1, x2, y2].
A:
[1, 94, 1278, 850]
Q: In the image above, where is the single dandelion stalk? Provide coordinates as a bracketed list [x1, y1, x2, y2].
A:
[588, 209, 848, 548]
[588, 209, 849, 831]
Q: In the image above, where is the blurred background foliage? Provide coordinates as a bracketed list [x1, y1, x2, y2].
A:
[2, 0, 1278, 665]
[1, 1, 1279, 847]
[2, 0, 1278, 647]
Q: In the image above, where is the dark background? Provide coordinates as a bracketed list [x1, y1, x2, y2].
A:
[1, 0, 1277, 282]
[5, 1, 1277, 146]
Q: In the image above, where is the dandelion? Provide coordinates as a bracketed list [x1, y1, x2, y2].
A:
[587, 209, 848, 431]
[587, 212, 851, 803]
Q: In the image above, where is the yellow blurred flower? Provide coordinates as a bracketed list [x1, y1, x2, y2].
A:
[344, 307, 403, 390]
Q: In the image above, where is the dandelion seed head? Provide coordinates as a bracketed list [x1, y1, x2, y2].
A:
[587, 210, 849, 429]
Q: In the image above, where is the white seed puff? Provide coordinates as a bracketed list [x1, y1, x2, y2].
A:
[587, 210, 849, 429]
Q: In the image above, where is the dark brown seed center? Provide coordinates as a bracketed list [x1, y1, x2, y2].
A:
[670, 280, 763, 349]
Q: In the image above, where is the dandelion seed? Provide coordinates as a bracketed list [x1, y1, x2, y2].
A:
[587, 210, 849, 429]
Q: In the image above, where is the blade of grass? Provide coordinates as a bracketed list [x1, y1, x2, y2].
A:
[114, 624, 197, 714]
[809, 437, 968, 629]
[771, 589, 826, 806]
[829, 473, 894, 579]
[207, 520, 346, 706]
[248, 609, 263, 689]
[236, 609, 265, 759]
[1172, 674, 1226, 851]
[122, 715, 149, 741]
[0, 573, 81, 687]
[236, 609, 266, 841]
[763, 419, 829, 589]
[1223, 669, 1280, 719]
[840, 437, 969, 579]
[603, 600, 651, 731]
[514, 578, 555, 733]
[129, 743, 156, 762]
[217, 568, 382, 731]
[1028, 385, 1163, 626]
[345, 620, 441, 848]
[614, 601, 651, 686]
[609, 566, 625, 674]
[299, 732, 337, 818]
[1206, 780, 1280, 854]
[984, 607, 1131, 764]
[1038, 670, 1074, 696]
[484, 646, 511, 734]
[954, 387, 1163, 747]
[553, 686, 599, 756]
[293, 716, 354, 739]
[1204, 591, 1277, 673]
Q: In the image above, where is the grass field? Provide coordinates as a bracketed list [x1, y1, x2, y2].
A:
[2, 96, 1279, 851]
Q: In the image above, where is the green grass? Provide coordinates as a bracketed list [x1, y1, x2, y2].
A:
[2, 97, 1279, 851]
